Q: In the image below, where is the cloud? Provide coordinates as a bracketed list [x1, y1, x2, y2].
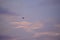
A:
[12, 21, 32, 25]
[54, 24, 60, 28]
[10, 21, 33, 32]
[0, 35, 16, 40]
[33, 32, 60, 38]
[10, 21, 44, 32]
[31, 21, 44, 29]
[0, 11, 21, 35]
[0, 7, 20, 16]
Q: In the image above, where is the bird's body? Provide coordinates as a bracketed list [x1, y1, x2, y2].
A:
[22, 17, 24, 19]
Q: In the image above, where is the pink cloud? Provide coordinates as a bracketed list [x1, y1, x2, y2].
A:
[10, 21, 44, 32]
[33, 32, 60, 38]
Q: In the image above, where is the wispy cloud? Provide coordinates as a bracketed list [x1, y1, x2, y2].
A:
[10, 21, 44, 32]
[33, 32, 60, 38]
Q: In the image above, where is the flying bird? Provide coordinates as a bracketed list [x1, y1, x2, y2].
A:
[22, 17, 24, 19]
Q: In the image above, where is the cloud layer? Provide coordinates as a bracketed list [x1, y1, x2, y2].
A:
[0, 0, 60, 40]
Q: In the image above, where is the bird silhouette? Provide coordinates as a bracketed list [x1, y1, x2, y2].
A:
[22, 17, 24, 19]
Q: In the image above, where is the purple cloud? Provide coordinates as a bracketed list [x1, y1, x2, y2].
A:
[0, 7, 19, 16]
[0, 35, 15, 40]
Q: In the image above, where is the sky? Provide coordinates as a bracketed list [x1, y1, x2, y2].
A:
[0, 0, 60, 40]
